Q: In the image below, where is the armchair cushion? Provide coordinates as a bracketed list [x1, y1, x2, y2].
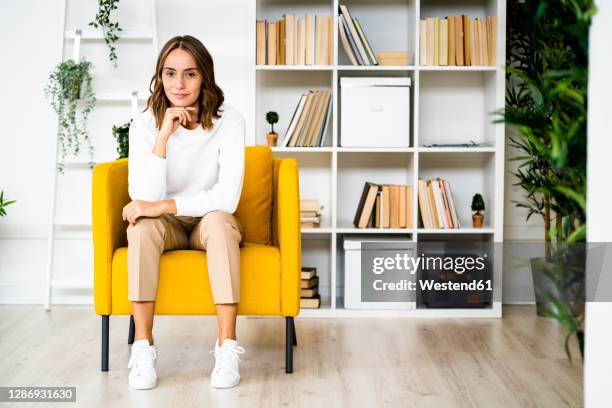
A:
[111, 242, 282, 315]
[235, 146, 273, 245]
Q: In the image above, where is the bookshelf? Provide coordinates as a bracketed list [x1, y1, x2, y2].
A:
[255, 0, 506, 317]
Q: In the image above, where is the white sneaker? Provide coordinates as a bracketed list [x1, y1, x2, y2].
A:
[210, 339, 245, 388]
[128, 339, 158, 390]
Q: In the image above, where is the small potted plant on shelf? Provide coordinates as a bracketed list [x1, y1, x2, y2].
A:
[266, 111, 279, 147]
[44, 58, 96, 173]
[0, 190, 16, 218]
[471, 193, 485, 228]
[112, 119, 132, 159]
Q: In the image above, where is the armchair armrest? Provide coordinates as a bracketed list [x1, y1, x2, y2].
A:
[273, 158, 302, 316]
[92, 158, 130, 315]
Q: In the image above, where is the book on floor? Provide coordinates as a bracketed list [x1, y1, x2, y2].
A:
[300, 294, 321, 308]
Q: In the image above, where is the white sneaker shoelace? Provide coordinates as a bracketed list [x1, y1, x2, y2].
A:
[128, 344, 157, 379]
[210, 342, 245, 375]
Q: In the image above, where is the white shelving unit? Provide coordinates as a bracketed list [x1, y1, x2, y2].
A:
[255, 0, 506, 317]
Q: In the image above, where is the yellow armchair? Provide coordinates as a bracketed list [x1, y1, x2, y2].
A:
[92, 146, 301, 373]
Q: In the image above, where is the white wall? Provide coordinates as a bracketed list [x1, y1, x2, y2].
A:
[0, 0, 539, 304]
[585, 0, 612, 406]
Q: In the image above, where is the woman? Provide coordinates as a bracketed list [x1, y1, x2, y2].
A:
[121, 35, 246, 390]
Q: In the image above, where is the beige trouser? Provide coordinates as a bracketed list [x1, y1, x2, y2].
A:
[126, 210, 245, 304]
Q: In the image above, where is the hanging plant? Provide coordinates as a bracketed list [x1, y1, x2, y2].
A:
[44, 58, 96, 174]
[112, 119, 132, 159]
[89, 0, 122, 68]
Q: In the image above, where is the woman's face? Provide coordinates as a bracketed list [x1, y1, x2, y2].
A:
[161, 48, 203, 109]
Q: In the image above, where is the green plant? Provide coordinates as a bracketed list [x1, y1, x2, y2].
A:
[471, 193, 485, 215]
[266, 111, 279, 133]
[113, 119, 132, 159]
[0, 191, 16, 217]
[44, 58, 96, 174]
[495, 0, 596, 362]
[89, 0, 122, 68]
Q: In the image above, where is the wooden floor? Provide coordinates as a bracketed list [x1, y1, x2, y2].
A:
[0, 305, 582, 408]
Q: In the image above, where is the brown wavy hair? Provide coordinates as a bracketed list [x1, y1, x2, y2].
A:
[145, 35, 224, 131]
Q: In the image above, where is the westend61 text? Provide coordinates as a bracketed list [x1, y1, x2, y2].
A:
[372, 279, 493, 291]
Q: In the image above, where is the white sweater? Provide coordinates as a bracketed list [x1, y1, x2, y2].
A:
[127, 102, 246, 217]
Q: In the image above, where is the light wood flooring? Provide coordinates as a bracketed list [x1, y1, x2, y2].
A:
[0, 305, 583, 407]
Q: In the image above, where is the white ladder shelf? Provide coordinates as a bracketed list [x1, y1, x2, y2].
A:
[44, 0, 159, 310]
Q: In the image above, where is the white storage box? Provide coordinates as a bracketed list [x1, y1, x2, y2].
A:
[343, 236, 415, 310]
[340, 77, 411, 147]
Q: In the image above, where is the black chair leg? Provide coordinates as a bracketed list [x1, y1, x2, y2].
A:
[285, 317, 294, 373]
[128, 315, 135, 345]
[101, 315, 109, 372]
[291, 317, 297, 346]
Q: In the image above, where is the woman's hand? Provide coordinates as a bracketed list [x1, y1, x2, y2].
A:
[122, 200, 166, 225]
[159, 106, 197, 139]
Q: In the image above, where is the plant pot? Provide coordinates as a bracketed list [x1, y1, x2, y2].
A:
[266, 131, 278, 147]
[530, 254, 585, 317]
[472, 213, 484, 228]
[62, 76, 83, 100]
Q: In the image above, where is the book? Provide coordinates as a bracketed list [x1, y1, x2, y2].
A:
[300, 294, 320, 308]
[455, 15, 464, 66]
[426, 18, 435, 65]
[448, 16, 455, 65]
[353, 17, 377, 65]
[288, 91, 314, 146]
[353, 182, 380, 228]
[439, 18, 448, 66]
[339, 3, 371, 65]
[256, 20, 267, 65]
[267, 22, 277, 65]
[301, 199, 323, 212]
[301, 267, 317, 280]
[301, 287, 318, 298]
[419, 20, 427, 65]
[338, 14, 358, 65]
[281, 94, 307, 147]
[463, 15, 471, 66]
[305, 15, 315, 65]
[301, 276, 319, 289]
[406, 185, 413, 228]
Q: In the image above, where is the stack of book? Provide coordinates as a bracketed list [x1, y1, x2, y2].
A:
[353, 182, 414, 229]
[279, 90, 332, 147]
[337, 1, 378, 66]
[256, 15, 333, 65]
[300, 267, 320, 308]
[301, 199, 323, 228]
[417, 178, 462, 229]
[419, 15, 497, 66]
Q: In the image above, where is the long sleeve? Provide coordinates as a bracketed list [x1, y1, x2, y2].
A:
[127, 113, 167, 201]
[173, 115, 246, 217]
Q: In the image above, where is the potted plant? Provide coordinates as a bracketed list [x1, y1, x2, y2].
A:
[89, 0, 122, 68]
[266, 111, 279, 146]
[471, 194, 485, 228]
[0, 191, 16, 217]
[495, 0, 594, 361]
[112, 119, 132, 159]
[44, 58, 96, 174]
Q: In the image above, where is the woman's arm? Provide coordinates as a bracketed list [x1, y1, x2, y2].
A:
[172, 114, 246, 217]
[127, 115, 168, 201]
